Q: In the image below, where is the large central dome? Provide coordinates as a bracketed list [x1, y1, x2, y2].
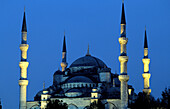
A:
[69, 55, 107, 68]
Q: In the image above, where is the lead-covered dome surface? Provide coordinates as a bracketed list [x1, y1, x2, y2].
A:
[66, 76, 94, 83]
[69, 55, 107, 68]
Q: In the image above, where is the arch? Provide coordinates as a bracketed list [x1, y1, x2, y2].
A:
[104, 102, 117, 109]
[70, 83, 72, 88]
[68, 104, 78, 109]
[84, 106, 90, 109]
[30, 104, 40, 109]
[73, 84, 75, 87]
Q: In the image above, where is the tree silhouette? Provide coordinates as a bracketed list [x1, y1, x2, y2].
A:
[160, 88, 170, 109]
[129, 88, 170, 109]
[0, 100, 2, 109]
[46, 99, 68, 109]
[132, 92, 150, 109]
[87, 100, 105, 109]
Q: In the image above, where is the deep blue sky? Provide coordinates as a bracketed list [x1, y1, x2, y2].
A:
[0, 0, 170, 109]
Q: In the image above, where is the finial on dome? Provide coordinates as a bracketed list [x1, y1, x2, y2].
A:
[24, 6, 26, 12]
[43, 81, 45, 90]
[115, 70, 117, 74]
[62, 33, 66, 52]
[86, 44, 91, 56]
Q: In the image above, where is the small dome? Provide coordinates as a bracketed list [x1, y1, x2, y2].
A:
[54, 70, 63, 75]
[69, 55, 107, 68]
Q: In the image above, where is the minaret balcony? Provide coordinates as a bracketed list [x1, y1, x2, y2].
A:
[118, 75, 129, 82]
[119, 56, 128, 62]
[142, 58, 150, 64]
[19, 61, 29, 69]
[20, 44, 29, 51]
[19, 80, 28, 86]
[143, 89, 151, 94]
[119, 37, 128, 44]
[142, 73, 151, 78]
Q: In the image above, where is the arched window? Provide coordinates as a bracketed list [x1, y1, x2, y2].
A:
[68, 104, 78, 109]
[104, 102, 117, 109]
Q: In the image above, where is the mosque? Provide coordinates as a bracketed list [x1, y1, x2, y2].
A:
[18, 1, 151, 109]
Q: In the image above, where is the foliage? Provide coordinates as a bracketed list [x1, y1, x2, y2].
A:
[46, 99, 68, 109]
[130, 87, 170, 109]
[130, 92, 150, 109]
[86, 100, 105, 109]
[160, 88, 170, 109]
[0, 101, 2, 109]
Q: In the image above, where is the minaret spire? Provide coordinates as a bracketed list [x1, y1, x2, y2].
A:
[144, 27, 148, 49]
[61, 32, 68, 71]
[22, 10, 27, 32]
[62, 33, 66, 52]
[121, 1, 126, 24]
[120, 1, 126, 37]
[19, 9, 29, 109]
[118, 1, 129, 109]
[142, 27, 151, 95]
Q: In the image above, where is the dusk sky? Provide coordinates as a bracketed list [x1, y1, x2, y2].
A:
[0, 0, 170, 109]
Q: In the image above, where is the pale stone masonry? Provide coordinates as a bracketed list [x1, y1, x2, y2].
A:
[19, 11, 29, 109]
[142, 28, 151, 95]
[118, 2, 129, 109]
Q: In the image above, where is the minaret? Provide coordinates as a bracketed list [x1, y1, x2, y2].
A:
[142, 27, 151, 95]
[60, 32, 67, 71]
[19, 10, 29, 109]
[118, 1, 129, 109]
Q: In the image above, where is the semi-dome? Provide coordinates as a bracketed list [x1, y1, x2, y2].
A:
[69, 55, 107, 68]
[66, 76, 93, 83]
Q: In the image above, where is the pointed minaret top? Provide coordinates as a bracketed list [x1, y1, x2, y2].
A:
[62, 33, 66, 52]
[121, 1, 126, 24]
[144, 27, 148, 48]
[86, 44, 91, 56]
[22, 10, 27, 32]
